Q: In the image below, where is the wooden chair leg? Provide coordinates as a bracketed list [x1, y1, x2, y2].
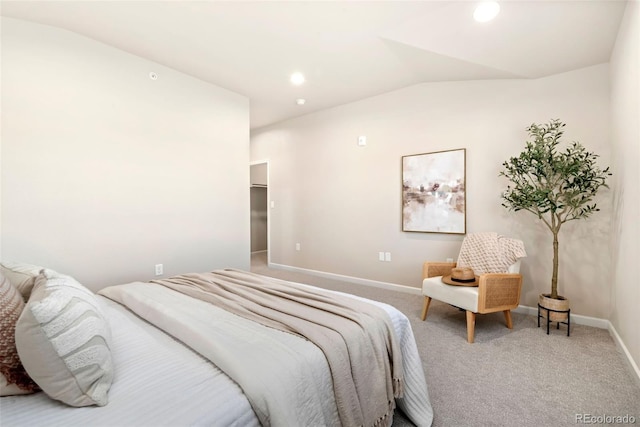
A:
[420, 296, 432, 321]
[503, 310, 513, 329]
[466, 311, 476, 343]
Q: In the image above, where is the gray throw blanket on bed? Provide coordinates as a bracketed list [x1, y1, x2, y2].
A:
[151, 269, 403, 427]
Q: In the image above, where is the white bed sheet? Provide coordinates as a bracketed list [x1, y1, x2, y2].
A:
[1, 296, 259, 427]
[1, 282, 433, 427]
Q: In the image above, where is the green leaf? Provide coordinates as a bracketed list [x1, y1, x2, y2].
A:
[499, 119, 611, 239]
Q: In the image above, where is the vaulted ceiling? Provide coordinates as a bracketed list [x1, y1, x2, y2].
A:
[1, 1, 628, 129]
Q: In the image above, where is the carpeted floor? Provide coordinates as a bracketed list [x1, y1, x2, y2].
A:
[251, 252, 640, 427]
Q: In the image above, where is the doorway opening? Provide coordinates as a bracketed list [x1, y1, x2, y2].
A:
[250, 161, 269, 270]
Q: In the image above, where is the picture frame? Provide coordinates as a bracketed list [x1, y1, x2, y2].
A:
[402, 148, 466, 234]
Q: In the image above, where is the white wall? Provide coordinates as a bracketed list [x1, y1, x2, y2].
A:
[251, 64, 612, 318]
[1, 18, 251, 290]
[610, 1, 640, 379]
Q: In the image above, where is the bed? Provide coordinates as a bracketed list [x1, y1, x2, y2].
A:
[0, 263, 433, 427]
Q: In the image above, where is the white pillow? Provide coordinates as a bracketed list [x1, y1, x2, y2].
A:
[15, 270, 114, 406]
[0, 272, 39, 395]
[0, 261, 48, 301]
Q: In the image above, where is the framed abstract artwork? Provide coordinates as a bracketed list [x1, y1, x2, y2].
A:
[402, 148, 466, 234]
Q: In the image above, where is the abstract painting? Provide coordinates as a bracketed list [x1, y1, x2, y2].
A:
[402, 148, 466, 234]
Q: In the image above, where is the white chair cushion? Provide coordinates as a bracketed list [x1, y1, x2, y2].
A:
[506, 260, 521, 274]
[422, 276, 479, 312]
[421, 261, 520, 313]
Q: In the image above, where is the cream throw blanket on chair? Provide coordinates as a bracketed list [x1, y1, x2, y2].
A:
[456, 232, 527, 274]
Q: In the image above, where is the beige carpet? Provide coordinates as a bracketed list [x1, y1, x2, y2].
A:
[251, 252, 640, 427]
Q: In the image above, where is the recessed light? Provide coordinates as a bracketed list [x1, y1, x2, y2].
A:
[290, 72, 305, 86]
[296, 98, 306, 105]
[473, 1, 500, 22]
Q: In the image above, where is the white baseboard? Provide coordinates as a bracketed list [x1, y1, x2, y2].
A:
[270, 262, 640, 385]
[268, 262, 422, 295]
[608, 323, 640, 387]
[513, 305, 610, 329]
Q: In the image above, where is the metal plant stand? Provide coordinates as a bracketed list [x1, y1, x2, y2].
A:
[537, 304, 570, 336]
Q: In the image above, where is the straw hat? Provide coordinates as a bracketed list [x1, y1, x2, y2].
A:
[442, 267, 479, 287]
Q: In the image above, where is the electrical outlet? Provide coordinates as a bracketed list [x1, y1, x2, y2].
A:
[155, 264, 163, 276]
[446, 258, 454, 263]
[296, 243, 301, 251]
[385, 252, 391, 262]
[379, 252, 385, 261]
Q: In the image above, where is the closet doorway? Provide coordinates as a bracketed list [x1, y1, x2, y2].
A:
[250, 161, 269, 268]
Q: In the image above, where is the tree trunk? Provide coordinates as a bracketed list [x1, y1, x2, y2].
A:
[551, 231, 559, 299]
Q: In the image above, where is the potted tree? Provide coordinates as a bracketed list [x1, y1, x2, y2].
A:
[499, 119, 611, 323]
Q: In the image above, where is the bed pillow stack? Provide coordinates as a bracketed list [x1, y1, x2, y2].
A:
[2, 262, 115, 407]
